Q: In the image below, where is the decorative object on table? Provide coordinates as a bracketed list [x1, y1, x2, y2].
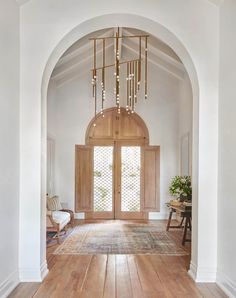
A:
[169, 199, 182, 207]
[169, 175, 192, 202]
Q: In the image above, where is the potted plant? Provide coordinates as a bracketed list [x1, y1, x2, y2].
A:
[169, 176, 192, 202]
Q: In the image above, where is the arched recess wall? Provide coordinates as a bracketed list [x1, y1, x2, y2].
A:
[19, 6, 219, 283]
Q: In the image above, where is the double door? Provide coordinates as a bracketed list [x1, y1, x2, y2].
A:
[75, 142, 160, 220]
[93, 142, 145, 219]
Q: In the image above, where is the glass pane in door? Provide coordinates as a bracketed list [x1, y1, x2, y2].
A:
[93, 146, 113, 212]
[121, 146, 141, 212]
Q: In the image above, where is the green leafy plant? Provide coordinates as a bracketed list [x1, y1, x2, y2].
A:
[169, 176, 192, 201]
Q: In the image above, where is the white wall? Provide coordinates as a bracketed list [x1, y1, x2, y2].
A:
[19, 0, 219, 282]
[47, 82, 57, 197]
[47, 81, 57, 139]
[179, 75, 193, 175]
[0, 0, 19, 296]
[0, 0, 232, 295]
[217, 1, 236, 296]
[48, 61, 181, 218]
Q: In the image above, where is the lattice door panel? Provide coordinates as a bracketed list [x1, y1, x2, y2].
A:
[121, 146, 141, 212]
[93, 146, 113, 212]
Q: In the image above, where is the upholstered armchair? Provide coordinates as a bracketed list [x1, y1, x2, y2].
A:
[46, 195, 74, 243]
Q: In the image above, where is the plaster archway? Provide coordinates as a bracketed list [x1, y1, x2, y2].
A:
[38, 13, 215, 282]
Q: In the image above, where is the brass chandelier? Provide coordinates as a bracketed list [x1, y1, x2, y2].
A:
[91, 28, 148, 120]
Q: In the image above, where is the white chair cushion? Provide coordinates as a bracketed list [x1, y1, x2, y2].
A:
[52, 211, 70, 230]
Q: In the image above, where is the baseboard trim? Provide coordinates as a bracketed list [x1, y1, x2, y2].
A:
[148, 212, 169, 220]
[195, 267, 217, 282]
[216, 271, 236, 298]
[75, 212, 85, 219]
[19, 268, 41, 282]
[188, 261, 197, 280]
[40, 260, 49, 281]
[188, 262, 217, 282]
[0, 270, 19, 298]
[76, 212, 170, 220]
[19, 260, 48, 282]
[19, 264, 46, 282]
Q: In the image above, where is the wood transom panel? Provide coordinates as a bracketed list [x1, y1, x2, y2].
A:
[86, 107, 149, 145]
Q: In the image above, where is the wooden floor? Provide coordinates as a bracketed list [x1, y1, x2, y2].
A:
[9, 220, 227, 298]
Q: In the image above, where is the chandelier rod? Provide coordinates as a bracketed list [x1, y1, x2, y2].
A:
[89, 34, 149, 41]
[91, 58, 141, 71]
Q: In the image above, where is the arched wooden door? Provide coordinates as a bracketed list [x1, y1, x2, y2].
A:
[75, 108, 160, 220]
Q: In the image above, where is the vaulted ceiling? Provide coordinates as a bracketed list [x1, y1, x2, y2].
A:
[51, 27, 187, 87]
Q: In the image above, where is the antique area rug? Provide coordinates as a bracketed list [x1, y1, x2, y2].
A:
[54, 222, 188, 255]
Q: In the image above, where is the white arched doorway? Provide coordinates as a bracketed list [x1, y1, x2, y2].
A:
[19, 11, 218, 283]
[42, 13, 199, 278]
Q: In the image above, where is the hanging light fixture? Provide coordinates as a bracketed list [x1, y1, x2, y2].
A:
[91, 28, 148, 121]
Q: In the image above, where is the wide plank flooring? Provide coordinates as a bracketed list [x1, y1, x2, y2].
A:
[8, 220, 227, 298]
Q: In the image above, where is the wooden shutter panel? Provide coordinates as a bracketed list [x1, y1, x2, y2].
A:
[142, 146, 160, 211]
[75, 145, 93, 212]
